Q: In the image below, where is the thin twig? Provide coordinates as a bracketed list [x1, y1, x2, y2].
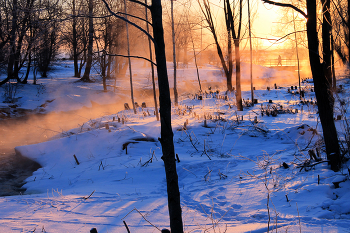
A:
[122, 207, 161, 231]
[296, 202, 301, 233]
[103, 51, 157, 66]
[182, 167, 198, 178]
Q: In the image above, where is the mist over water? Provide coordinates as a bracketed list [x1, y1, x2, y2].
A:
[0, 60, 308, 157]
[0, 62, 307, 196]
[0, 90, 156, 157]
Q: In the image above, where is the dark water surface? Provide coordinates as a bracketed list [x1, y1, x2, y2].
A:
[0, 102, 128, 196]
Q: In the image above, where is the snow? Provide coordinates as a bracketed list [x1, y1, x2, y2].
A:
[1, 60, 350, 232]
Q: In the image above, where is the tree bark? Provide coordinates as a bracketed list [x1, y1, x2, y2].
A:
[151, 0, 184, 231]
[234, 40, 243, 111]
[306, 0, 341, 171]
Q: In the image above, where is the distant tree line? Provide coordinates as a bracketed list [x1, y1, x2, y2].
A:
[0, 0, 204, 89]
[0, 0, 63, 85]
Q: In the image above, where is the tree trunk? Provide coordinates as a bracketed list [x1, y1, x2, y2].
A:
[102, 53, 107, 91]
[248, 0, 254, 104]
[171, 0, 178, 106]
[7, 0, 18, 81]
[200, 0, 232, 91]
[225, 0, 243, 109]
[234, 40, 243, 111]
[151, 0, 184, 231]
[347, 0, 350, 59]
[224, 0, 233, 91]
[1, 0, 17, 85]
[124, 0, 136, 114]
[107, 37, 113, 79]
[306, 0, 341, 171]
[13, 0, 34, 82]
[321, 0, 332, 85]
[145, 0, 159, 121]
[331, 33, 337, 89]
[189, 25, 202, 92]
[22, 51, 32, 84]
[81, 0, 93, 82]
[72, 0, 79, 78]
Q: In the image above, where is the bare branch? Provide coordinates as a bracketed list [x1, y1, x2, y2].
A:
[261, 0, 307, 19]
[129, 0, 150, 9]
[330, 0, 348, 26]
[275, 30, 307, 42]
[72, 13, 151, 27]
[72, 14, 113, 19]
[102, 51, 157, 66]
[116, 12, 152, 27]
[101, 0, 156, 45]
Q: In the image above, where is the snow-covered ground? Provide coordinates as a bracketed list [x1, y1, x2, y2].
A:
[1, 60, 350, 232]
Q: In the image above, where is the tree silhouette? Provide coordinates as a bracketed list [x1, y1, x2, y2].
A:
[102, 0, 184, 231]
[262, 0, 341, 171]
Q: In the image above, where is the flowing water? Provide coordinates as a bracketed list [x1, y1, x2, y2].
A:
[0, 90, 156, 196]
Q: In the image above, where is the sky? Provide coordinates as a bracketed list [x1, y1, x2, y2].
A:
[253, 1, 282, 41]
[181, 0, 305, 49]
[209, 0, 307, 48]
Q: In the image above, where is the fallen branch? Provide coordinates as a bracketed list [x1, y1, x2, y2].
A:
[297, 160, 330, 172]
[82, 190, 95, 200]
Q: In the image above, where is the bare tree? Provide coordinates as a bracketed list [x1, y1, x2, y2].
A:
[36, 0, 62, 78]
[225, 0, 244, 111]
[198, 0, 244, 110]
[262, 0, 341, 171]
[102, 0, 184, 230]
[1, 0, 35, 85]
[164, 0, 194, 104]
[0, 0, 63, 85]
[72, 0, 79, 77]
[81, 0, 94, 82]
[332, 0, 349, 65]
[145, 0, 159, 121]
[62, 0, 90, 78]
[198, 0, 234, 91]
[151, 1, 184, 230]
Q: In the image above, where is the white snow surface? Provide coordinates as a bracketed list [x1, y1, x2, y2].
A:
[1, 61, 350, 232]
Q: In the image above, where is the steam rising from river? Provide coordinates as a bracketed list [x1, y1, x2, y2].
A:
[1, 58, 312, 156]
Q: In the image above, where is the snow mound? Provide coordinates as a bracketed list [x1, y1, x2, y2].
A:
[269, 124, 320, 146]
